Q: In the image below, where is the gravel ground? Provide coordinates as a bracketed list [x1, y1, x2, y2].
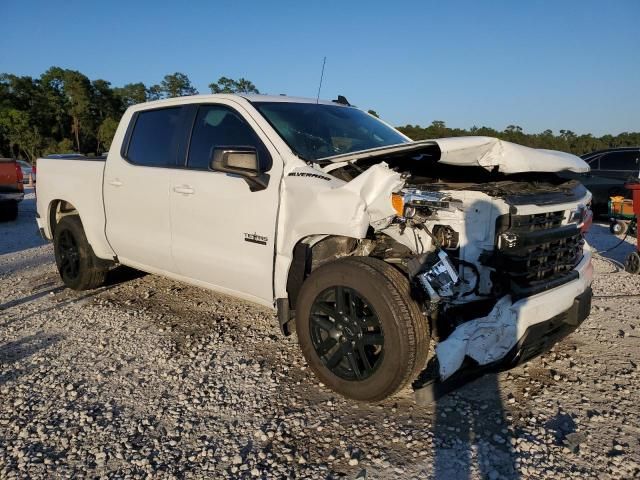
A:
[1, 193, 639, 479]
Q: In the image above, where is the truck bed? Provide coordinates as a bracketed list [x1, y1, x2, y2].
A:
[35, 156, 113, 259]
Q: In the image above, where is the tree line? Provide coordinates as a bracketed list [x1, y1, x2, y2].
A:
[1, 67, 637, 162]
[397, 122, 640, 157]
[0, 68, 259, 161]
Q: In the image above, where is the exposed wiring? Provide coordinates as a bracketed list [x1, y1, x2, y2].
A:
[594, 218, 637, 254]
[411, 226, 425, 254]
[597, 257, 625, 273]
[414, 222, 442, 249]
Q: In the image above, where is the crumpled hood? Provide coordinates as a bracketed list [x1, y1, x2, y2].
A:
[321, 136, 589, 174]
[434, 136, 589, 174]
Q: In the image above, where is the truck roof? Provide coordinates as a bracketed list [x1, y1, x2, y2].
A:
[129, 94, 346, 111]
[239, 94, 341, 106]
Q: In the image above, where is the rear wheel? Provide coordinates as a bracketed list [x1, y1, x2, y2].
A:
[54, 216, 108, 290]
[295, 257, 430, 402]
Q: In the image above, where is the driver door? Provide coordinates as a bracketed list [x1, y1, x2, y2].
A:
[169, 102, 282, 305]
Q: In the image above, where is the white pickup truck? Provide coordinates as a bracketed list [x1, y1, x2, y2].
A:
[36, 94, 594, 402]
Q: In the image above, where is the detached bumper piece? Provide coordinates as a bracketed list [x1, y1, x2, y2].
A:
[413, 287, 592, 404]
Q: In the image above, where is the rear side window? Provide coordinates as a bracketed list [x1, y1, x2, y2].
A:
[187, 105, 272, 170]
[599, 151, 639, 171]
[126, 107, 182, 167]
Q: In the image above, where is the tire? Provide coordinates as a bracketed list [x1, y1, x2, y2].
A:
[295, 257, 430, 402]
[0, 201, 18, 222]
[54, 216, 108, 290]
[610, 220, 628, 236]
[626, 252, 640, 275]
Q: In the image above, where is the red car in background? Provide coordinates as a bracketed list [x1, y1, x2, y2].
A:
[0, 158, 24, 221]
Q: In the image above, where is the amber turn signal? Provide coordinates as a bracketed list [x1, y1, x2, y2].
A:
[391, 193, 404, 216]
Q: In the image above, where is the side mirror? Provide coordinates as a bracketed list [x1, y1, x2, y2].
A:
[210, 147, 269, 191]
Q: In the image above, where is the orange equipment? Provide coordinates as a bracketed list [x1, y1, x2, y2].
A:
[623, 181, 640, 273]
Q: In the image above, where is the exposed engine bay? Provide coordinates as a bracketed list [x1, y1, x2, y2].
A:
[302, 139, 593, 380]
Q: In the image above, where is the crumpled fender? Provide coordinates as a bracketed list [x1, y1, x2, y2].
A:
[273, 161, 404, 299]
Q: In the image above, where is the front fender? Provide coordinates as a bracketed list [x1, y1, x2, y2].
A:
[273, 163, 404, 299]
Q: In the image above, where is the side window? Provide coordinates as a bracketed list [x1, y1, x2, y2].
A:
[126, 107, 182, 167]
[187, 105, 272, 171]
[599, 151, 638, 171]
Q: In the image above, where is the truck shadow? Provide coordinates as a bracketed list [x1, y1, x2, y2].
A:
[433, 374, 520, 479]
[1, 265, 144, 310]
[104, 265, 147, 286]
[0, 266, 146, 331]
[0, 332, 63, 385]
[430, 197, 523, 479]
[0, 285, 66, 311]
[0, 279, 135, 330]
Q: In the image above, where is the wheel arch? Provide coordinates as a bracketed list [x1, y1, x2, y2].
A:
[48, 199, 80, 237]
[47, 199, 116, 261]
[285, 235, 358, 310]
[277, 232, 412, 335]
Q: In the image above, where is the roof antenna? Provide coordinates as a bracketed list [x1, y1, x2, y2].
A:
[316, 56, 326, 104]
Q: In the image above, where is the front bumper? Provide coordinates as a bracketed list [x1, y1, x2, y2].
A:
[502, 285, 591, 368]
[508, 247, 592, 340]
[414, 249, 593, 404]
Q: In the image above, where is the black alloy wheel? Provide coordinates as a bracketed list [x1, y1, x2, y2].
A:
[309, 286, 384, 380]
[295, 256, 430, 402]
[53, 215, 109, 290]
[57, 229, 81, 283]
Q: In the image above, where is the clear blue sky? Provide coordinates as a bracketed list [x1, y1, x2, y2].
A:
[1, 0, 638, 136]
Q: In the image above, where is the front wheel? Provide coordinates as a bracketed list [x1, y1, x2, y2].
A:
[54, 216, 109, 290]
[295, 257, 430, 402]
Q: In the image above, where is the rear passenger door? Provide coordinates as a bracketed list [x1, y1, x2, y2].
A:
[104, 106, 189, 273]
[169, 101, 282, 305]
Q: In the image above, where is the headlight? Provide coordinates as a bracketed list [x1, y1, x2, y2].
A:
[569, 204, 593, 233]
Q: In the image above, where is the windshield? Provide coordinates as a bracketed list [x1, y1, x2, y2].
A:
[252, 102, 409, 161]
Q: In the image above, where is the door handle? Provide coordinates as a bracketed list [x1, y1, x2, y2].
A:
[173, 185, 195, 195]
[108, 179, 123, 187]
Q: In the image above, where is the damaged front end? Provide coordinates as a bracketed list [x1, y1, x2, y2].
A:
[319, 138, 595, 402]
